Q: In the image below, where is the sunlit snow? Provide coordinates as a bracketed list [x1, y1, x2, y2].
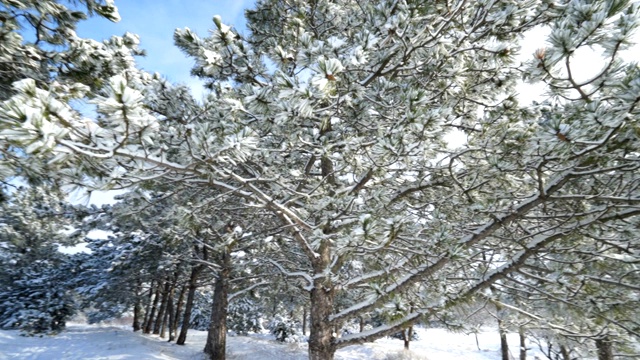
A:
[0, 323, 550, 360]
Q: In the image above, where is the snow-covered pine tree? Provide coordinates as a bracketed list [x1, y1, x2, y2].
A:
[0, 0, 123, 183]
[173, 1, 640, 358]
[1, 0, 639, 359]
[0, 0, 120, 100]
[0, 185, 82, 334]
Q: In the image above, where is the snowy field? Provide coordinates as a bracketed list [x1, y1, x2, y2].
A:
[0, 323, 548, 360]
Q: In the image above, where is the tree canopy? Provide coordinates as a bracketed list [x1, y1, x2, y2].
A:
[1, 0, 639, 359]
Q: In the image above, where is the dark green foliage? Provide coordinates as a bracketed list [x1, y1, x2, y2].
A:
[189, 289, 213, 331]
[269, 315, 299, 342]
[0, 185, 84, 334]
[0, 257, 76, 335]
[227, 297, 263, 335]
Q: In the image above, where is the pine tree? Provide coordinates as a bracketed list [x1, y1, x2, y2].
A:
[0, 0, 123, 182]
[0, 185, 82, 334]
[1, 0, 639, 359]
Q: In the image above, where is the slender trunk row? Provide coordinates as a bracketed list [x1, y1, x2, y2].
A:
[137, 270, 202, 344]
[133, 246, 211, 345]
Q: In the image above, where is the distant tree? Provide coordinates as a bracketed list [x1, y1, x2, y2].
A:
[0, 185, 81, 334]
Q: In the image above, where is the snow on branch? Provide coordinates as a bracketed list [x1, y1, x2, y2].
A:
[267, 259, 314, 291]
[228, 281, 269, 302]
[335, 311, 423, 349]
[442, 207, 640, 312]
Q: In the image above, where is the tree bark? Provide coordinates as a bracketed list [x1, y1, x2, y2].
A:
[160, 283, 174, 339]
[204, 249, 231, 360]
[160, 272, 180, 339]
[165, 291, 175, 341]
[402, 326, 414, 350]
[596, 337, 613, 360]
[144, 284, 161, 334]
[171, 284, 187, 341]
[492, 298, 509, 360]
[153, 280, 171, 335]
[560, 344, 571, 360]
[518, 326, 526, 360]
[403, 303, 414, 350]
[499, 326, 509, 360]
[302, 307, 307, 336]
[132, 281, 143, 332]
[142, 280, 154, 331]
[177, 263, 204, 345]
[308, 241, 336, 360]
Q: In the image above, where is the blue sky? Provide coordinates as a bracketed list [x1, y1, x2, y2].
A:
[67, 0, 254, 205]
[76, 0, 254, 98]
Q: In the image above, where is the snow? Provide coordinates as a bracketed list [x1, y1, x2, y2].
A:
[0, 323, 546, 360]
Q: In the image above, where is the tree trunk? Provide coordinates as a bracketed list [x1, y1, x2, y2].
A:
[160, 284, 174, 338]
[308, 280, 336, 360]
[204, 250, 231, 360]
[144, 284, 161, 334]
[302, 307, 307, 336]
[596, 337, 613, 360]
[177, 264, 204, 345]
[142, 280, 154, 332]
[166, 284, 178, 341]
[160, 272, 180, 339]
[171, 284, 187, 341]
[518, 326, 526, 360]
[495, 301, 509, 360]
[359, 316, 364, 333]
[132, 282, 142, 332]
[560, 344, 571, 360]
[308, 241, 336, 360]
[403, 303, 414, 350]
[499, 325, 509, 360]
[153, 280, 170, 335]
[402, 326, 413, 350]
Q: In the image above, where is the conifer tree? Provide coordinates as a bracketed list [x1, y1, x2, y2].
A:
[1, 1, 639, 359]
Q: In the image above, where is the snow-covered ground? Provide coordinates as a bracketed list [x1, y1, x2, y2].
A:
[0, 323, 546, 360]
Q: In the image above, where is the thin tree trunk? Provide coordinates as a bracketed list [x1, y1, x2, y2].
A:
[403, 303, 414, 350]
[560, 344, 571, 360]
[172, 284, 187, 342]
[596, 337, 613, 360]
[302, 307, 307, 336]
[494, 301, 509, 360]
[167, 284, 180, 341]
[144, 284, 161, 334]
[519, 326, 526, 360]
[160, 284, 174, 338]
[204, 249, 231, 360]
[153, 280, 171, 335]
[177, 264, 204, 345]
[161, 272, 180, 339]
[359, 316, 364, 333]
[142, 280, 155, 333]
[132, 282, 142, 332]
[402, 326, 413, 350]
[499, 323, 509, 360]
